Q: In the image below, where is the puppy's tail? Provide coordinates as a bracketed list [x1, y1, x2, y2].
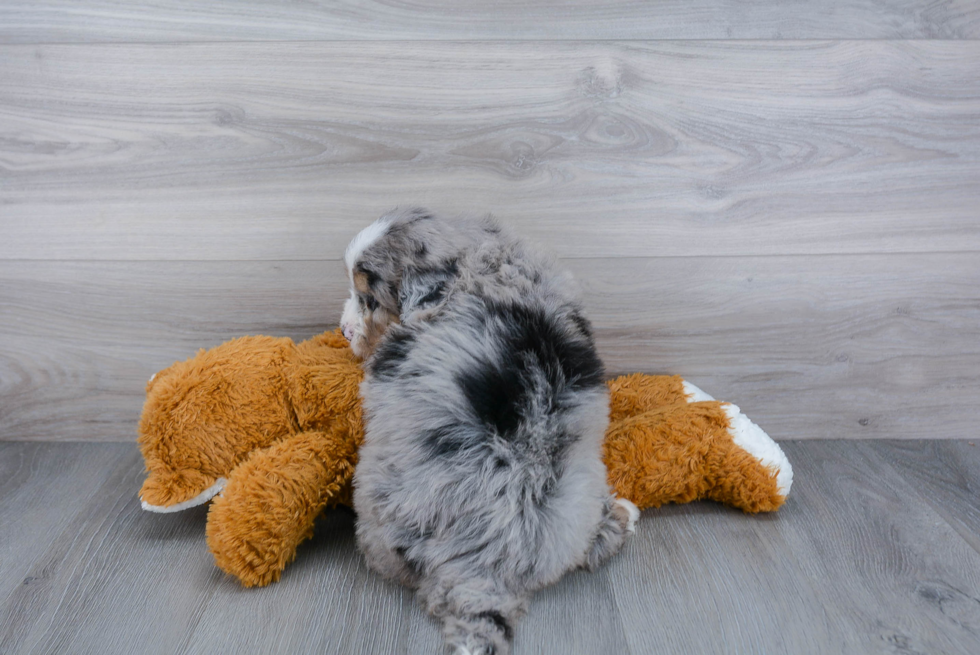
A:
[422, 571, 527, 655]
[443, 610, 514, 655]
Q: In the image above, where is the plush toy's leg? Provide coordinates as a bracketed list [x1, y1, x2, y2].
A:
[718, 403, 793, 500]
[205, 427, 358, 587]
[607, 374, 714, 422]
[604, 401, 792, 513]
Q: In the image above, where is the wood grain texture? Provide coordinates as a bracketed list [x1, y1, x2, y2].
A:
[0, 442, 135, 608]
[3, 41, 979, 260]
[2, 253, 977, 442]
[0, 443, 221, 655]
[2, 0, 979, 42]
[182, 509, 445, 655]
[870, 440, 980, 555]
[184, 512, 633, 653]
[2, 441, 979, 654]
[0, 261, 341, 442]
[612, 440, 980, 654]
[581, 253, 980, 441]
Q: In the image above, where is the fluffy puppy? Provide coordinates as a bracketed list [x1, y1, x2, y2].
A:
[342, 208, 637, 655]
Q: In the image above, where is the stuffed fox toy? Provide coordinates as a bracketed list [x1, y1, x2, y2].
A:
[138, 329, 792, 588]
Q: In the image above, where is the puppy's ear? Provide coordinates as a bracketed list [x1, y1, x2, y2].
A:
[399, 259, 457, 323]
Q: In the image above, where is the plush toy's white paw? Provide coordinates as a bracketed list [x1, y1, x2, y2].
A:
[722, 404, 793, 497]
[140, 477, 228, 513]
[615, 497, 641, 534]
[682, 380, 715, 402]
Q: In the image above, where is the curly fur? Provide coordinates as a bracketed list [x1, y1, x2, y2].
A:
[344, 209, 634, 654]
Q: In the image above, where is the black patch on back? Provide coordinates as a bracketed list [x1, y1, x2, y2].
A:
[456, 302, 604, 440]
[369, 328, 416, 379]
[422, 425, 466, 457]
[457, 363, 525, 437]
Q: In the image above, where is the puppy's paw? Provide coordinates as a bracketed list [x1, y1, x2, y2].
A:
[614, 497, 640, 534]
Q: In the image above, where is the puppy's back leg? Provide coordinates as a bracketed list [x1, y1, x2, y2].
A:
[583, 496, 639, 571]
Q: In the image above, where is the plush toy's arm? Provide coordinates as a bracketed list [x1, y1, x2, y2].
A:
[205, 426, 358, 587]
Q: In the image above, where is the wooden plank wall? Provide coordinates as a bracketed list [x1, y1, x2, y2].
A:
[1, 3, 978, 442]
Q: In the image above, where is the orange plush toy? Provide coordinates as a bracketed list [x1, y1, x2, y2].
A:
[138, 330, 792, 588]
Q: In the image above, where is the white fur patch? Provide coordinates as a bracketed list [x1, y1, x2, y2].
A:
[722, 404, 793, 497]
[615, 497, 641, 534]
[140, 477, 227, 513]
[682, 380, 715, 402]
[344, 218, 391, 271]
[341, 290, 361, 334]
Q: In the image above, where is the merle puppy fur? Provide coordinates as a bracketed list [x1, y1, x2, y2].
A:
[342, 208, 637, 655]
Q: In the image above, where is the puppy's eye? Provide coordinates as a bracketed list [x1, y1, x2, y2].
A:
[363, 295, 379, 311]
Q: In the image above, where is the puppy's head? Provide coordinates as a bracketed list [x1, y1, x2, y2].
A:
[341, 208, 459, 357]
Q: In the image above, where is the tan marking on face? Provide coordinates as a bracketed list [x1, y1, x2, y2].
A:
[353, 270, 370, 294]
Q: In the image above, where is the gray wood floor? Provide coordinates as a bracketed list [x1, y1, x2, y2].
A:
[1, 439, 979, 654]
